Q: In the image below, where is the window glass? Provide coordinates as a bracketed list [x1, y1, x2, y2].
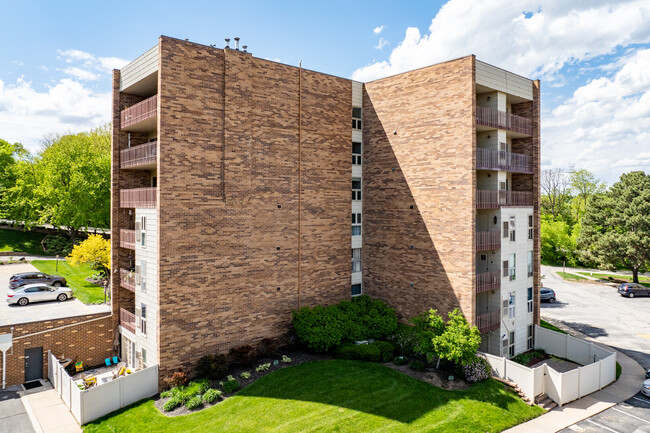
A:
[351, 284, 362, 296]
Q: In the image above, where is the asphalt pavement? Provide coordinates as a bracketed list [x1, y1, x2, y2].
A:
[0, 388, 36, 433]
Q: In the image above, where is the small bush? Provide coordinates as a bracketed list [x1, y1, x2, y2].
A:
[511, 349, 546, 367]
[160, 389, 173, 398]
[185, 396, 203, 410]
[255, 363, 271, 372]
[202, 388, 221, 404]
[409, 360, 426, 371]
[228, 345, 257, 368]
[164, 370, 188, 389]
[163, 396, 183, 412]
[381, 351, 394, 363]
[292, 305, 346, 352]
[335, 343, 381, 362]
[195, 354, 228, 380]
[240, 371, 251, 379]
[462, 354, 491, 382]
[387, 324, 419, 356]
[281, 355, 292, 363]
[42, 234, 73, 256]
[185, 379, 210, 397]
[258, 338, 280, 358]
[222, 378, 240, 394]
[393, 356, 408, 366]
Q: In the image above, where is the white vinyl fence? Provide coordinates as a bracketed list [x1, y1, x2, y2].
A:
[48, 351, 159, 425]
[482, 325, 616, 407]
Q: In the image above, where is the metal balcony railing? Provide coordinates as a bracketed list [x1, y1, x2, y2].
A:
[120, 141, 157, 169]
[121, 95, 157, 130]
[476, 311, 500, 334]
[476, 105, 532, 135]
[120, 187, 157, 209]
[120, 269, 135, 293]
[119, 230, 135, 250]
[120, 308, 136, 334]
[476, 231, 500, 251]
[476, 148, 533, 174]
[476, 270, 500, 293]
[476, 190, 534, 209]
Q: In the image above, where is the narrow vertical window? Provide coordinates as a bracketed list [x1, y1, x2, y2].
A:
[351, 213, 361, 236]
[527, 251, 533, 277]
[351, 248, 361, 272]
[352, 179, 362, 201]
[352, 107, 362, 130]
[351, 283, 362, 296]
[528, 215, 533, 240]
[527, 287, 533, 313]
[527, 325, 533, 350]
[352, 142, 362, 165]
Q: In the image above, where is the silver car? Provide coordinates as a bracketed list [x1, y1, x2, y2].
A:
[6, 283, 74, 306]
[643, 379, 650, 398]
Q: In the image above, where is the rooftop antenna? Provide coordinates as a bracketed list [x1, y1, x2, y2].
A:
[225, 38, 230, 49]
[234, 37, 240, 50]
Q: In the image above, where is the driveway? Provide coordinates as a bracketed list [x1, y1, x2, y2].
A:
[0, 388, 36, 433]
[541, 265, 650, 370]
[560, 392, 650, 433]
[0, 263, 109, 327]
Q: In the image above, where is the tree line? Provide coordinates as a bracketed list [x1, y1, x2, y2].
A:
[541, 167, 650, 282]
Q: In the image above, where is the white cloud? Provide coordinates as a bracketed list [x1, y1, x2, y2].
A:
[375, 38, 389, 50]
[352, 0, 650, 82]
[57, 49, 128, 79]
[62, 67, 98, 81]
[373, 25, 384, 35]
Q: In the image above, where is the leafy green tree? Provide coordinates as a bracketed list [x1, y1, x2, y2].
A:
[67, 234, 111, 276]
[411, 309, 445, 363]
[540, 217, 579, 266]
[0, 139, 27, 216]
[541, 168, 571, 220]
[431, 309, 481, 366]
[570, 168, 606, 214]
[578, 171, 650, 282]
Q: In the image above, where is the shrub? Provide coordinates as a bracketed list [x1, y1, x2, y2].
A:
[281, 355, 292, 363]
[381, 351, 394, 363]
[185, 379, 210, 397]
[160, 389, 173, 398]
[387, 324, 419, 356]
[292, 305, 345, 352]
[42, 234, 73, 256]
[409, 360, 426, 371]
[228, 345, 257, 368]
[350, 295, 398, 340]
[163, 396, 183, 412]
[334, 342, 381, 362]
[195, 354, 228, 380]
[222, 378, 240, 394]
[185, 396, 203, 410]
[202, 388, 221, 404]
[255, 363, 271, 372]
[511, 349, 547, 367]
[164, 370, 188, 389]
[240, 371, 251, 379]
[393, 356, 408, 366]
[462, 354, 491, 382]
[258, 338, 280, 358]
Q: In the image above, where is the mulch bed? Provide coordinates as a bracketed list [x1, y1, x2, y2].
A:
[525, 353, 550, 367]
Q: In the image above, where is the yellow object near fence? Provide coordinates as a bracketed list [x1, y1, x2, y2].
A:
[75, 361, 83, 372]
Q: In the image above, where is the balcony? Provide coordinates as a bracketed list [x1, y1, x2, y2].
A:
[476, 148, 533, 174]
[121, 95, 157, 132]
[120, 141, 157, 170]
[476, 270, 500, 293]
[120, 308, 136, 334]
[120, 229, 135, 250]
[476, 231, 500, 251]
[476, 190, 534, 209]
[476, 311, 500, 334]
[120, 187, 157, 209]
[476, 106, 532, 136]
[120, 269, 135, 293]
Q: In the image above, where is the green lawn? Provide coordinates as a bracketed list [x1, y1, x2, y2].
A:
[84, 360, 543, 433]
[0, 228, 51, 255]
[540, 320, 567, 335]
[556, 272, 587, 282]
[577, 272, 650, 287]
[31, 260, 105, 304]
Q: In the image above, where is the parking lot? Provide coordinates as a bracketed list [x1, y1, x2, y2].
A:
[560, 392, 650, 432]
[0, 263, 109, 327]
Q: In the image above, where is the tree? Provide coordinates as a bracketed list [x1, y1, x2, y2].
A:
[578, 171, 650, 283]
[431, 309, 481, 366]
[540, 217, 579, 266]
[570, 167, 606, 213]
[541, 168, 571, 220]
[411, 309, 445, 363]
[0, 139, 27, 217]
[67, 234, 111, 276]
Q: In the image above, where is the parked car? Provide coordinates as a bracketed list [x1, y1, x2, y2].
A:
[617, 283, 650, 298]
[540, 287, 556, 303]
[645, 368, 650, 379]
[8, 272, 66, 289]
[6, 283, 73, 306]
[643, 378, 650, 398]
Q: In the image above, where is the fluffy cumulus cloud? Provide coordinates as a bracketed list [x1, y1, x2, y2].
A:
[57, 49, 128, 80]
[352, 0, 650, 82]
[373, 25, 384, 35]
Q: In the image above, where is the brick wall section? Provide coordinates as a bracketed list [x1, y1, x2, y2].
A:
[0, 314, 113, 386]
[154, 37, 350, 379]
[362, 56, 477, 323]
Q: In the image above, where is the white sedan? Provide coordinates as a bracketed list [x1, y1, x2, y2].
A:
[6, 283, 74, 306]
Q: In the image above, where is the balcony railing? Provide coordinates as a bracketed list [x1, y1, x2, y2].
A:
[476, 270, 500, 293]
[476, 190, 534, 209]
[120, 187, 157, 209]
[476, 311, 500, 334]
[476, 231, 500, 251]
[121, 95, 157, 130]
[120, 141, 157, 169]
[120, 268, 135, 293]
[476, 148, 533, 174]
[476, 105, 532, 135]
[120, 229, 135, 250]
[120, 308, 136, 334]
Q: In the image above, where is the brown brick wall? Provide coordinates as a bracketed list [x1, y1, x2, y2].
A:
[154, 37, 350, 378]
[0, 314, 114, 386]
[362, 56, 477, 323]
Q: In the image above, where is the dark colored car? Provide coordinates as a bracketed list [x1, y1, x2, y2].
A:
[9, 272, 67, 289]
[646, 368, 650, 379]
[540, 287, 556, 303]
[617, 283, 650, 298]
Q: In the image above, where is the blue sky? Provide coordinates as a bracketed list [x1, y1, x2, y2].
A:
[2, 0, 650, 184]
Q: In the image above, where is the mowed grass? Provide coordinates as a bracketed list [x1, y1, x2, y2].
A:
[84, 360, 544, 433]
[540, 319, 567, 335]
[578, 272, 650, 287]
[556, 271, 588, 281]
[0, 228, 50, 255]
[31, 260, 105, 304]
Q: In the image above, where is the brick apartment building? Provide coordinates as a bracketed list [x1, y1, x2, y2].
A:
[112, 36, 540, 380]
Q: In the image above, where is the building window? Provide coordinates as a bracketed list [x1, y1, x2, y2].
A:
[140, 304, 147, 336]
[528, 215, 533, 240]
[501, 299, 508, 317]
[509, 331, 515, 357]
[502, 260, 509, 278]
[527, 287, 533, 313]
[508, 292, 516, 319]
[527, 325, 534, 350]
[509, 253, 516, 281]
[352, 142, 362, 165]
[351, 283, 362, 296]
[352, 213, 361, 236]
[527, 251, 533, 277]
[502, 221, 508, 238]
[352, 107, 362, 130]
[509, 216, 516, 242]
[352, 179, 362, 201]
[140, 216, 146, 246]
[141, 348, 147, 367]
[351, 248, 361, 273]
[139, 260, 146, 292]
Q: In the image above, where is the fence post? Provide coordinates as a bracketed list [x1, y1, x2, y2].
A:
[598, 359, 602, 390]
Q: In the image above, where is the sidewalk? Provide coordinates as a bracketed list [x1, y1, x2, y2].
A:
[20, 381, 81, 433]
[504, 320, 645, 433]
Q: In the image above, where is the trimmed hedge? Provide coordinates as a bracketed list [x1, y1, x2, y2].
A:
[334, 341, 395, 362]
[292, 295, 398, 352]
